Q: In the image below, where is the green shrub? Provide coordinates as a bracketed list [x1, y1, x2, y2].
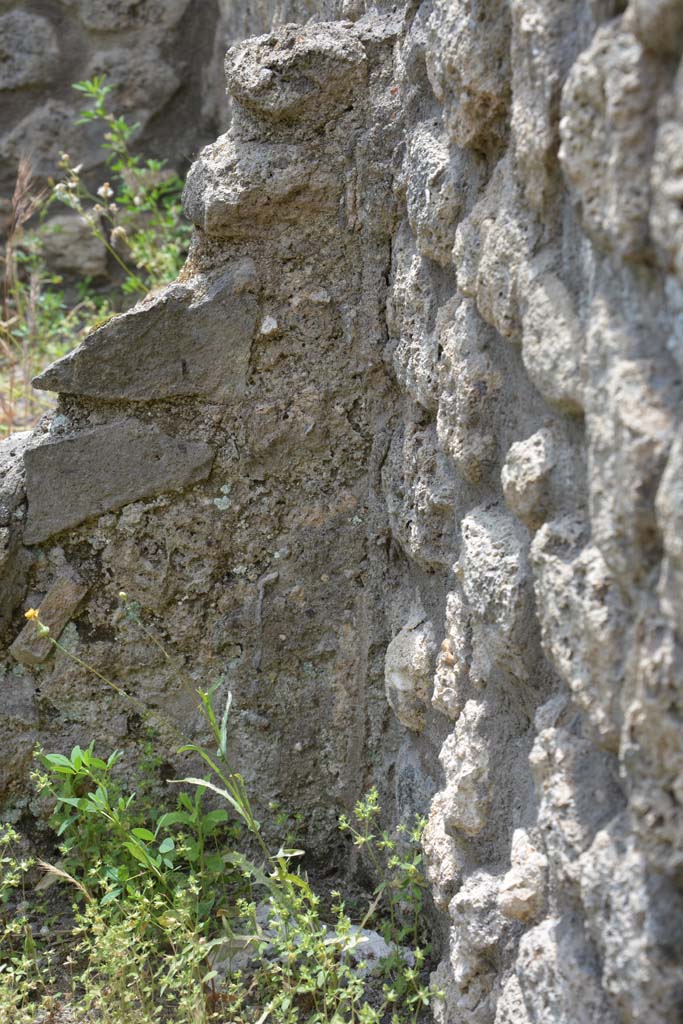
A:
[0, 598, 441, 1023]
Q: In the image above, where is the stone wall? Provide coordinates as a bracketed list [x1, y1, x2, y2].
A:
[3, 1, 683, 1021]
[0, 0, 341, 224]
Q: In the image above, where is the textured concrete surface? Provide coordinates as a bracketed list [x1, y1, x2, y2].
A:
[2, 1, 683, 1020]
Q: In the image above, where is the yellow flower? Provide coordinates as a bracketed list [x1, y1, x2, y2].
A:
[24, 608, 40, 621]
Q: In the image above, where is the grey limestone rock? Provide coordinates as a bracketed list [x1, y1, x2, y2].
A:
[85, 46, 181, 129]
[183, 137, 342, 237]
[0, 12, 59, 90]
[384, 610, 436, 731]
[404, 123, 467, 267]
[531, 515, 628, 751]
[579, 815, 683, 1023]
[23, 421, 214, 544]
[0, 433, 31, 635]
[514, 917, 620, 1024]
[436, 300, 501, 484]
[33, 261, 259, 402]
[0, 102, 85, 181]
[426, 0, 511, 154]
[225, 21, 367, 130]
[559, 19, 663, 260]
[502, 429, 558, 529]
[656, 431, 683, 637]
[520, 271, 585, 413]
[628, 0, 683, 56]
[61, 0, 192, 32]
[497, 828, 548, 923]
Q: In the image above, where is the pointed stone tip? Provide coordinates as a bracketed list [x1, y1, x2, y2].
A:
[31, 368, 54, 392]
[32, 355, 71, 393]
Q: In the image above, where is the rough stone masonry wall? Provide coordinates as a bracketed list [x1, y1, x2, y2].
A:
[2, 2, 683, 1023]
[0, 0, 339, 228]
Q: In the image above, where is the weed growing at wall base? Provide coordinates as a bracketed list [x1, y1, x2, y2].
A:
[0, 598, 441, 1023]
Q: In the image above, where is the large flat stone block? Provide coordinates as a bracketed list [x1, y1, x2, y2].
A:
[33, 261, 258, 402]
[23, 421, 214, 544]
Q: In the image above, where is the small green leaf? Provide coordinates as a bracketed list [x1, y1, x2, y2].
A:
[155, 811, 193, 832]
[123, 842, 154, 867]
[157, 837, 174, 855]
[202, 809, 229, 831]
[56, 796, 84, 809]
[100, 888, 122, 906]
[131, 828, 155, 842]
[204, 853, 225, 874]
[44, 754, 73, 769]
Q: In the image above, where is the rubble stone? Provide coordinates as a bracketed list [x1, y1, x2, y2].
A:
[23, 422, 214, 544]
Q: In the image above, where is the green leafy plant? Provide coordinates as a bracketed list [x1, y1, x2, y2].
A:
[0, 75, 190, 436]
[0, 824, 57, 1024]
[58, 75, 191, 295]
[1, 600, 440, 1023]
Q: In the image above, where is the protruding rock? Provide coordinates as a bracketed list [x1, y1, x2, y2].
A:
[23, 421, 214, 544]
[85, 46, 181, 129]
[502, 428, 557, 529]
[587, 352, 677, 586]
[33, 261, 258, 402]
[183, 139, 341, 237]
[384, 611, 436, 731]
[453, 155, 534, 341]
[0, 432, 32, 633]
[651, 117, 683, 277]
[515, 918, 620, 1023]
[62, 0, 191, 32]
[509, 0, 577, 211]
[498, 829, 547, 922]
[388, 234, 441, 412]
[40, 214, 107, 281]
[423, 789, 465, 911]
[531, 516, 628, 752]
[439, 701, 492, 837]
[0, 102, 82, 179]
[432, 587, 469, 721]
[458, 505, 533, 683]
[580, 815, 683, 1023]
[521, 272, 585, 413]
[404, 124, 467, 267]
[436, 300, 501, 483]
[426, 0, 511, 153]
[226, 22, 367, 130]
[559, 21, 662, 261]
[656, 432, 683, 637]
[627, 0, 683, 56]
